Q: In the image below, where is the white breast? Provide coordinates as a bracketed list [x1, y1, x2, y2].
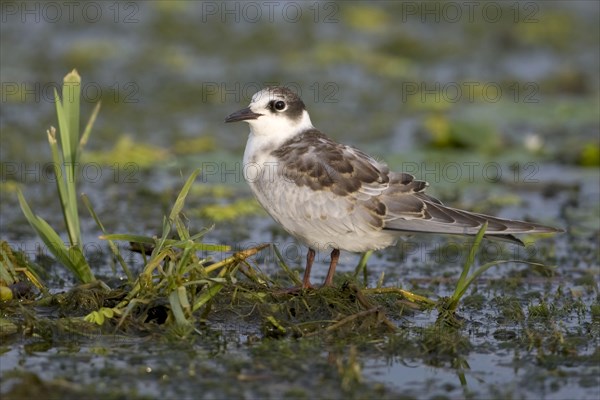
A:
[242, 134, 397, 253]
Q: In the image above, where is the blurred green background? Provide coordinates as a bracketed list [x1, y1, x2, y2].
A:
[2, 1, 598, 161]
[1, 2, 599, 399]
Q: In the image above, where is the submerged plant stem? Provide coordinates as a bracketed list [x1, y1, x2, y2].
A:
[362, 287, 435, 306]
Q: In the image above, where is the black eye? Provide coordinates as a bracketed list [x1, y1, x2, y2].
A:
[273, 100, 286, 111]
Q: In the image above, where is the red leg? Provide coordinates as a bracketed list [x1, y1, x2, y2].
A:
[302, 248, 316, 289]
[323, 249, 340, 287]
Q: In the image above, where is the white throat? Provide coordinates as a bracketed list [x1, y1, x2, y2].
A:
[243, 109, 314, 165]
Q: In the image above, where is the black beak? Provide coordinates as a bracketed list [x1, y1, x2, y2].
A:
[225, 107, 263, 123]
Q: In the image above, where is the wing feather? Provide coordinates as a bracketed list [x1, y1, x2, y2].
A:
[271, 129, 562, 245]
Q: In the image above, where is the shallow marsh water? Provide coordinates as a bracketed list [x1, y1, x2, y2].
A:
[1, 2, 599, 399]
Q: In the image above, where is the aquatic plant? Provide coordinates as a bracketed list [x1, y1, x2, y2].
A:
[17, 70, 100, 283]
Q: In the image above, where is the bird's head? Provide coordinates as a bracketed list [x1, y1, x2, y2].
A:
[225, 86, 314, 140]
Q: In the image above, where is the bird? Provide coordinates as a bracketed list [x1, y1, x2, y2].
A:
[225, 86, 563, 289]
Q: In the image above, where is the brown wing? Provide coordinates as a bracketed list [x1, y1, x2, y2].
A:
[272, 129, 400, 197]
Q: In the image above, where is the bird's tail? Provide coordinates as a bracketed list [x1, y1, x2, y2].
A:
[383, 200, 563, 247]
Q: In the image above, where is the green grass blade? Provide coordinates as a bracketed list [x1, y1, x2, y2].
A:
[63, 69, 81, 166]
[174, 215, 190, 242]
[47, 127, 79, 246]
[143, 248, 171, 276]
[66, 245, 95, 283]
[82, 193, 133, 282]
[54, 87, 69, 155]
[353, 250, 373, 280]
[167, 237, 230, 252]
[187, 225, 216, 241]
[0, 249, 16, 285]
[99, 233, 159, 244]
[99, 233, 230, 252]
[453, 222, 488, 299]
[455, 260, 553, 301]
[53, 79, 81, 247]
[169, 169, 201, 222]
[176, 241, 195, 275]
[153, 216, 172, 257]
[272, 244, 302, 286]
[192, 282, 224, 312]
[17, 189, 94, 283]
[169, 287, 191, 326]
[453, 260, 513, 301]
[79, 101, 101, 151]
[177, 285, 191, 314]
